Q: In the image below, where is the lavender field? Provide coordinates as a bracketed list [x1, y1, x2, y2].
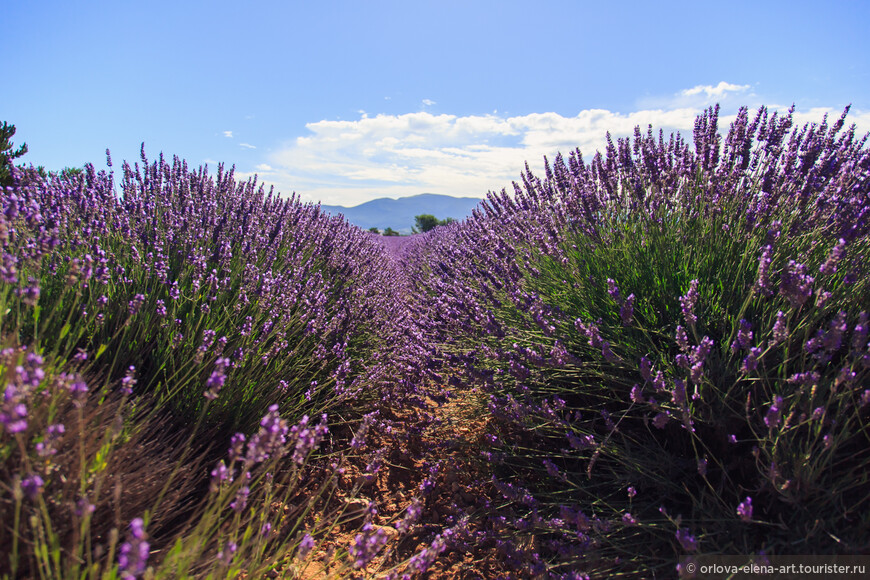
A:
[1, 105, 869, 578]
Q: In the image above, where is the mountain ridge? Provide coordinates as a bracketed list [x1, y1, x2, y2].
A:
[320, 193, 483, 233]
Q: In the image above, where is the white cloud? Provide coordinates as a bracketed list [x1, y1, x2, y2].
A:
[422, 99, 436, 107]
[682, 82, 751, 99]
[223, 131, 233, 138]
[239, 143, 256, 149]
[250, 84, 869, 206]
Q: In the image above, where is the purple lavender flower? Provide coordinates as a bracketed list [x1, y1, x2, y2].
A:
[120, 366, 137, 395]
[620, 293, 635, 325]
[291, 413, 329, 465]
[652, 413, 669, 429]
[771, 311, 788, 344]
[675, 527, 699, 552]
[679, 280, 700, 326]
[630, 384, 644, 403]
[639, 356, 654, 382]
[780, 260, 814, 308]
[217, 541, 237, 566]
[741, 347, 763, 373]
[819, 238, 846, 275]
[245, 404, 288, 464]
[622, 512, 638, 526]
[606, 278, 620, 300]
[128, 293, 145, 315]
[675, 325, 689, 351]
[203, 357, 230, 401]
[764, 395, 784, 430]
[737, 496, 753, 522]
[754, 245, 773, 296]
[118, 518, 149, 579]
[349, 522, 390, 568]
[21, 474, 44, 499]
[297, 533, 315, 559]
[1, 385, 28, 433]
[35, 423, 65, 457]
[731, 319, 753, 352]
[672, 379, 687, 406]
[351, 411, 378, 450]
[397, 498, 424, 533]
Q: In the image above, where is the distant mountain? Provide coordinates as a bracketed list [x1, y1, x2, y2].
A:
[320, 193, 483, 234]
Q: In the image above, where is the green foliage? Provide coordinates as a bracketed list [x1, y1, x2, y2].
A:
[0, 122, 29, 186]
[412, 214, 456, 233]
[471, 193, 870, 574]
[382, 226, 400, 236]
[368, 226, 380, 234]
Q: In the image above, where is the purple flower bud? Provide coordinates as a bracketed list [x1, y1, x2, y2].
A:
[1, 385, 28, 433]
[679, 280, 699, 326]
[771, 311, 789, 344]
[675, 326, 689, 351]
[764, 396, 784, 430]
[620, 293, 636, 326]
[217, 541, 237, 566]
[639, 356, 653, 382]
[297, 533, 315, 559]
[676, 528, 698, 552]
[21, 474, 44, 499]
[120, 366, 137, 395]
[672, 379, 687, 406]
[780, 260, 814, 308]
[630, 384, 644, 403]
[118, 518, 149, 579]
[128, 294, 145, 315]
[606, 278, 620, 300]
[737, 496, 753, 522]
[819, 238, 846, 275]
[754, 245, 773, 296]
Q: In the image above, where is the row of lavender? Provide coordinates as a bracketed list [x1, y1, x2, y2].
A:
[0, 152, 430, 578]
[403, 106, 870, 577]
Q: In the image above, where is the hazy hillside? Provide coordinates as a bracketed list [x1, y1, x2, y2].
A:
[320, 193, 482, 233]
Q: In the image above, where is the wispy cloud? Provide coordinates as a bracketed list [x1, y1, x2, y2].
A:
[682, 82, 751, 99]
[422, 99, 436, 107]
[245, 83, 868, 206]
[239, 143, 256, 149]
[223, 130, 233, 138]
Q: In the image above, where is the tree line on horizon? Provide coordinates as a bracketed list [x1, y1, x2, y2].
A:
[368, 214, 457, 236]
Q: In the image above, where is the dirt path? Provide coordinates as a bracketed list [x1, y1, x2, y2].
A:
[306, 385, 511, 578]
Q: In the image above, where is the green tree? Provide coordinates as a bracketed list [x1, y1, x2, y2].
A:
[413, 214, 440, 233]
[368, 226, 381, 234]
[0, 122, 29, 186]
[412, 214, 456, 233]
[382, 227, 400, 236]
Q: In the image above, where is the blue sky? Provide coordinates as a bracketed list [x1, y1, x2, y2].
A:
[5, 0, 869, 206]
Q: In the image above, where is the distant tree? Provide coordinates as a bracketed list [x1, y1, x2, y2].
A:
[59, 166, 84, 179]
[0, 122, 28, 186]
[413, 214, 440, 233]
[412, 214, 456, 233]
[382, 227, 400, 236]
[368, 226, 380, 234]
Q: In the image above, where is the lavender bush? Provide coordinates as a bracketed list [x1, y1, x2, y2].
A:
[404, 105, 870, 576]
[0, 151, 432, 577]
